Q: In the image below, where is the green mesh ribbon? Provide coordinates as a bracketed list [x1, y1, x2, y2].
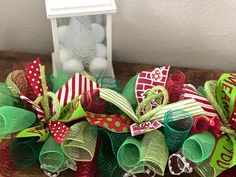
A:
[61, 121, 97, 161]
[117, 137, 144, 174]
[9, 137, 43, 167]
[39, 136, 70, 173]
[164, 109, 193, 152]
[117, 130, 169, 176]
[0, 83, 18, 107]
[98, 127, 127, 177]
[122, 75, 138, 106]
[182, 131, 216, 163]
[0, 106, 36, 138]
[141, 130, 169, 176]
[195, 160, 223, 177]
[197, 86, 208, 98]
[49, 72, 72, 93]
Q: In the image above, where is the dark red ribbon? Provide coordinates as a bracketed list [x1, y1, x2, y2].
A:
[166, 70, 185, 103]
[0, 139, 16, 177]
[74, 146, 98, 177]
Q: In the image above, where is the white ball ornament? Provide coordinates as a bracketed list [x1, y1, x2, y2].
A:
[62, 59, 84, 74]
[89, 57, 108, 76]
[95, 43, 107, 58]
[59, 48, 73, 64]
[91, 23, 105, 43]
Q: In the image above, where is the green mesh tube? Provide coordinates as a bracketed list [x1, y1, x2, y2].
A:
[39, 136, 68, 173]
[141, 130, 169, 176]
[9, 137, 42, 168]
[61, 121, 97, 161]
[0, 106, 36, 138]
[164, 110, 193, 152]
[195, 160, 223, 177]
[117, 137, 144, 174]
[182, 131, 216, 163]
[98, 127, 127, 177]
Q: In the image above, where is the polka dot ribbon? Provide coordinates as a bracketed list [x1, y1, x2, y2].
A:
[86, 112, 132, 133]
[23, 58, 69, 144]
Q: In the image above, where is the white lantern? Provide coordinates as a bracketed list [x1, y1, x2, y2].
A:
[45, 0, 117, 77]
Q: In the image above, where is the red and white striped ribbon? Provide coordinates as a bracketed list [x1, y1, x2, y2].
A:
[181, 84, 218, 119]
[52, 73, 100, 113]
[20, 94, 45, 119]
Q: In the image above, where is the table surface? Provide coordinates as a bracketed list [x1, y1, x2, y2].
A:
[0, 51, 233, 177]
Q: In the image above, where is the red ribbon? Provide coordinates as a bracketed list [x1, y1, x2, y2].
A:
[0, 140, 16, 177]
[190, 116, 209, 134]
[166, 70, 185, 103]
[74, 146, 98, 177]
[22, 58, 69, 144]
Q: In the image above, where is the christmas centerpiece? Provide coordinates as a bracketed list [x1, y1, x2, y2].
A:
[0, 58, 236, 177]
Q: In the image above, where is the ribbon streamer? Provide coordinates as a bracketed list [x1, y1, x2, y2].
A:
[61, 122, 97, 162]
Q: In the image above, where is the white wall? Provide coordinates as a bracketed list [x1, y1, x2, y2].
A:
[1, 0, 236, 70]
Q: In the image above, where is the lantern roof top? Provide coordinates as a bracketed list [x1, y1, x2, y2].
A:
[45, 0, 117, 18]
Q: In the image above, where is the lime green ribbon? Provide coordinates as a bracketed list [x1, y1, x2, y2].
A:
[61, 122, 97, 162]
[210, 134, 236, 170]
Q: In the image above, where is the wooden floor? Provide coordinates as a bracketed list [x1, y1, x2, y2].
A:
[0, 51, 234, 177]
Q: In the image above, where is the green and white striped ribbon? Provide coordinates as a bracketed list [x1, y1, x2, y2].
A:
[100, 88, 205, 123]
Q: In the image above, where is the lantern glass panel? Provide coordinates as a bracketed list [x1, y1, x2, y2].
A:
[56, 15, 107, 75]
